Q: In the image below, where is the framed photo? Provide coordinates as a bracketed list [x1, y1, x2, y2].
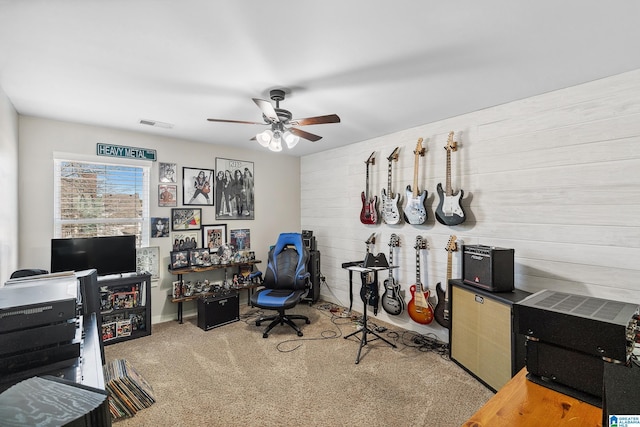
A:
[159, 162, 177, 183]
[189, 248, 211, 267]
[183, 167, 214, 206]
[171, 208, 201, 230]
[215, 158, 254, 220]
[202, 224, 227, 253]
[136, 246, 160, 281]
[230, 228, 251, 250]
[171, 231, 199, 251]
[170, 250, 189, 269]
[158, 184, 177, 207]
[172, 280, 182, 298]
[151, 217, 169, 238]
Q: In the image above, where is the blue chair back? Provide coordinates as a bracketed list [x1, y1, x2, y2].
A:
[264, 233, 310, 291]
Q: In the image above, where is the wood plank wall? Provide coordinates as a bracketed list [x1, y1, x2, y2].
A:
[301, 69, 640, 342]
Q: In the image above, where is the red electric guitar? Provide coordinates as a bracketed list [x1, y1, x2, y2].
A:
[407, 235, 434, 325]
[360, 151, 378, 224]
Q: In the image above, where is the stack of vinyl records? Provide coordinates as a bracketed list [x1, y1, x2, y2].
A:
[103, 359, 155, 419]
[0, 375, 110, 426]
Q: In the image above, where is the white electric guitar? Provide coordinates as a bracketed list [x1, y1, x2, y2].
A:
[381, 147, 402, 224]
[403, 138, 428, 225]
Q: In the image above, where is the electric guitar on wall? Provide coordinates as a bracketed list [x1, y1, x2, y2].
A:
[434, 235, 457, 329]
[382, 234, 405, 315]
[435, 131, 466, 226]
[381, 147, 402, 225]
[403, 138, 428, 225]
[360, 151, 378, 224]
[407, 235, 434, 325]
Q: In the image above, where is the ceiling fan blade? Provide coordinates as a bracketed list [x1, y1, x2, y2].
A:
[289, 114, 341, 126]
[207, 118, 266, 125]
[252, 98, 279, 123]
[289, 127, 322, 142]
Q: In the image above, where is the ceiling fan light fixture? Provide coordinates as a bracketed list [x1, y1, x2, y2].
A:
[268, 136, 282, 152]
[283, 130, 300, 149]
[256, 129, 272, 147]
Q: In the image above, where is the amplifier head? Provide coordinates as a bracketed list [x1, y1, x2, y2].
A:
[462, 245, 514, 292]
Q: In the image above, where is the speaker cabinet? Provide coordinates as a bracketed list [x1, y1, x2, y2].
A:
[526, 339, 604, 401]
[450, 280, 530, 391]
[462, 245, 514, 292]
[197, 292, 239, 331]
[303, 250, 321, 304]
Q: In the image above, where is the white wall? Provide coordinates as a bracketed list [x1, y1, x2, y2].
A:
[0, 86, 19, 284]
[302, 69, 640, 343]
[17, 116, 301, 323]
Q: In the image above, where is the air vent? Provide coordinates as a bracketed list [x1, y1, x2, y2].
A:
[139, 119, 174, 129]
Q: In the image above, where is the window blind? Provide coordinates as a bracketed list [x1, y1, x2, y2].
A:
[53, 158, 150, 247]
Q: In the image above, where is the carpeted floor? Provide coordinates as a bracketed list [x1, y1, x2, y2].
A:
[104, 302, 493, 426]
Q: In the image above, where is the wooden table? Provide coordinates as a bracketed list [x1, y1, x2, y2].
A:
[463, 368, 602, 427]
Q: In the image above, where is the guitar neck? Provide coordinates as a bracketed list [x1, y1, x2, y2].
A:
[387, 159, 393, 195]
[415, 248, 421, 289]
[445, 251, 453, 295]
[365, 163, 370, 200]
[413, 151, 420, 197]
[445, 149, 452, 196]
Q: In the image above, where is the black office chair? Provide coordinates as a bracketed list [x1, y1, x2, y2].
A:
[250, 232, 311, 338]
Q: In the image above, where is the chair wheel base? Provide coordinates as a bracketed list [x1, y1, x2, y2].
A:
[297, 331, 303, 337]
[305, 319, 311, 324]
[263, 333, 269, 338]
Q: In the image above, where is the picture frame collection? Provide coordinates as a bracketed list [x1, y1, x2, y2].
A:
[151, 159, 255, 272]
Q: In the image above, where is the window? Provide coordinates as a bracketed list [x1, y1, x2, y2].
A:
[54, 157, 150, 247]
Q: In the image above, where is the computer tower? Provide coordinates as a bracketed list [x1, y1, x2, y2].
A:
[303, 250, 321, 304]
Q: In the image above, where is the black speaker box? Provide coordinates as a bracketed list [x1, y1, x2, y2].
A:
[603, 361, 640, 426]
[197, 292, 239, 331]
[303, 250, 321, 304]
[462, 245, 514, 292]
[526, 339, 604, 404]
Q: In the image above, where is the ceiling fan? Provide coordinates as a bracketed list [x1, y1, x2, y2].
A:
[207, 89, 340, 151]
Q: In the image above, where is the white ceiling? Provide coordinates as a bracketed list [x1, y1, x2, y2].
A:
[1, 1, 639, 157]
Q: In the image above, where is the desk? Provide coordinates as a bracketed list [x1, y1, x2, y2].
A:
[463, 368, 602, 427]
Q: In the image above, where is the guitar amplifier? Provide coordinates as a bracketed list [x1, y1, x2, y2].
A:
[197, 291, 239, 331]
[462, 245, 514, 292]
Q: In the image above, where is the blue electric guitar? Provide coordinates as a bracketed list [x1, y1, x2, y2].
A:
[435, 131, 466, 226]
[381, 147, 402, 225]
[403, 138, 427, 225]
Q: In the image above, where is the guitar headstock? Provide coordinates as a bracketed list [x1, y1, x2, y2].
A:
[414, 138, 425, 157]
[389, 233, 400, 248]
[446, 235, 458, 252]
[444, 131, 458, 153]
[387, 146, 400, 162]
[365, 151, 376, 165]
[414, 235, 428, 251]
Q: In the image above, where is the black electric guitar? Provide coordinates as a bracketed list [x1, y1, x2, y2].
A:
[435, 131, 466, 226]
[360, 233, 380, 315]
[407, 235, 434, 325]
[382, 234, 404, 315]
[434, 235, 457, 329]
[403, 138, 428, 225]
[381, 147, 402, 225]
[360, 152, 378, 225]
